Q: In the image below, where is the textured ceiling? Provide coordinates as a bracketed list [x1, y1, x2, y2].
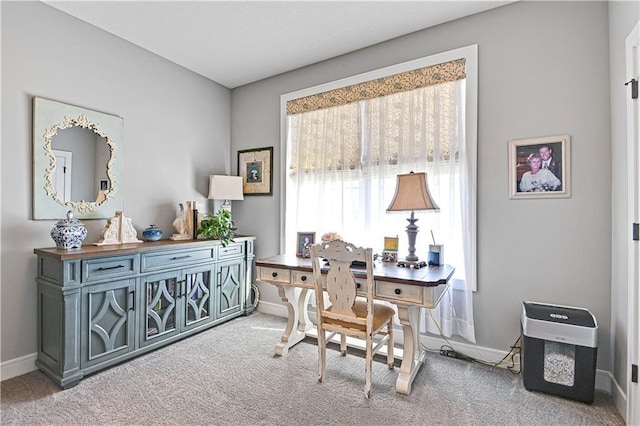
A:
[44, 1, 514, 88]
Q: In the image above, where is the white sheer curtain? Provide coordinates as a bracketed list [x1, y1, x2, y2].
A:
[285, 79, 475, 343]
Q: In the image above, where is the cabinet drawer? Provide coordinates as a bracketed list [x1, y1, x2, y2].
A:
[218, 242, 244, 260]
[141, 248, 215, 272]
[82, 255, 138, 282]
[258, 267, 291, 284]
[375, 281, 423, 304]
[293, 271, 313, 288]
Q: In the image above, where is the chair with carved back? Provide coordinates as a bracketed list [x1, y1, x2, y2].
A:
[310, 240, 395, 398]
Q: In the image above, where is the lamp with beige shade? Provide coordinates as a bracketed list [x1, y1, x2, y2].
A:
[386, 171, 439, 268]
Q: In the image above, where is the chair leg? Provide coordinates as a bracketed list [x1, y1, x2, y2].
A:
[364, 334, 373, 398]
[340, 333, 347, 356]
[387, 319, 395, 369]
[317, 326, 327, 383]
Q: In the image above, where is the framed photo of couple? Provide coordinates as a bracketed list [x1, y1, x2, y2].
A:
[508, 134, 571, 200]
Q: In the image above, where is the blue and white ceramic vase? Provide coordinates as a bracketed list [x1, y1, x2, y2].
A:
[50, 211, 87, 249]
[142, 225, 163, 241]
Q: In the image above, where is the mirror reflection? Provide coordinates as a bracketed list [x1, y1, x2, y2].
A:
[50, 127, 110, 204]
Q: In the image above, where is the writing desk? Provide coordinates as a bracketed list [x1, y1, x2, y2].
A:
[256, 254, 454, 395]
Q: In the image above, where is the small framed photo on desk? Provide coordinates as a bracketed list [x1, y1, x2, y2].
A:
[382, 236, 399, 263]
[296, 232, 315, 258]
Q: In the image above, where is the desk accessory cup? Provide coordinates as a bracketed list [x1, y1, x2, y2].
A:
[428, 244, 444, 266]
[427, 230, 444, 266]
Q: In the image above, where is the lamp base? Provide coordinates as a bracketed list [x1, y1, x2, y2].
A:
[396, 260, 427, 269]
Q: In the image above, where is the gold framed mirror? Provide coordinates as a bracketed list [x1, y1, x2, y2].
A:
[33, 97, 124, 219]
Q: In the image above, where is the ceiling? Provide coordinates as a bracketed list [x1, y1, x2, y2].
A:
[43, 1, 514, 89]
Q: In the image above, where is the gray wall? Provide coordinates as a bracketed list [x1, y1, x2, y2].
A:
[1, 2, 231, 362]
[2, 0, 636, 412]
[231, 1, 614, 371]
[609, 0, 640, 398]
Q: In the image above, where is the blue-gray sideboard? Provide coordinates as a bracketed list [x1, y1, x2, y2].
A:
[34, 237, 255, 388]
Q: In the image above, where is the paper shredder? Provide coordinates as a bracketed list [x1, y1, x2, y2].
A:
[521, 301, 598, 403]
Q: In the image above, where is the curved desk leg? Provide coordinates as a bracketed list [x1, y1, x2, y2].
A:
[396, 304, 426, 395]
[297, 288, 312, 333]
[274, 285, 311, 356]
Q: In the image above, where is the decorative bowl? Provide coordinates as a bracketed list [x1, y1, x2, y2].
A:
[143, 225, 163, 241]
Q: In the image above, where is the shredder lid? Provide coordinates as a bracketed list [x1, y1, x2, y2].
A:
[522, 301, 598, 347]
[523, 301, 596, 327]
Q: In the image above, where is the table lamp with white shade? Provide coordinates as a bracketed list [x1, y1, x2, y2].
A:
[208, 175, 244, 212]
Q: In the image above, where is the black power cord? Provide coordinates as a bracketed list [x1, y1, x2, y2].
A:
[422, 308, 522, 372]
[425, 336, 522, 373]
[505, 338, 522, 374]
[439, 345, 475, 362]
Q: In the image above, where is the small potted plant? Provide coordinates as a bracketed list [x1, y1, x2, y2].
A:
[197, 208, 237, 247]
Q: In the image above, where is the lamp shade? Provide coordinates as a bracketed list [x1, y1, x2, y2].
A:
[386, 172, 439, 212]
[208, 175, 244, 201]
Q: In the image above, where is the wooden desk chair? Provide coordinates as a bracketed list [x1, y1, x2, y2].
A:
[310, 240, 395, 398]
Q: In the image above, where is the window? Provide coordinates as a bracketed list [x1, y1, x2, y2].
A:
[280, 45, 477, 342]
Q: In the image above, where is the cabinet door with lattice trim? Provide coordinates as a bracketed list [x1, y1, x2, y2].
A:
[140, 270, 181, 347]
[216, 258, 245, 320]
[81, 278, 135, 369]
[182, 264, 216, 331]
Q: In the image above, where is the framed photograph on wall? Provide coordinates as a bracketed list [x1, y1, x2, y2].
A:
[237, 146, 273, 196]
[296, 232, 315, 258]
[508, 134, 571, 199]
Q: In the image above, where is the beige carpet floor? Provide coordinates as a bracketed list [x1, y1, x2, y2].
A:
[1, 312, 625, 425]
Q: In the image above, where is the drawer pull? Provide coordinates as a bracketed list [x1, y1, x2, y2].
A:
[171, 255, 192, 260]
[272, 272, 278, 278]
[97, 265, 125, 271]
[301, 275, 307, 282]
[356, 283, 361, 288]
[394, 288, 402, 295]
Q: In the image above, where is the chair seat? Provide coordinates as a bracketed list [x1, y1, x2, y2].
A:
[325, 300, 395, 332]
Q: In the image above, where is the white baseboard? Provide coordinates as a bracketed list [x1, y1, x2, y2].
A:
[256, 302, 616, 395]
[609, 371, 628, 423]
[256, 300, 289, 317]
[400, 329, 617, 394]
[1, 352, 37, 381]
[417, 333, 519, 367]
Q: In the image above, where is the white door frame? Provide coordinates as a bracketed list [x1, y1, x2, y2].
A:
[626, 19, 640, 426]
[52, 149, 72, 203]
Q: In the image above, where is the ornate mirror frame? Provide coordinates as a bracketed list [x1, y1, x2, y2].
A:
[33, 97, 124, 219]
